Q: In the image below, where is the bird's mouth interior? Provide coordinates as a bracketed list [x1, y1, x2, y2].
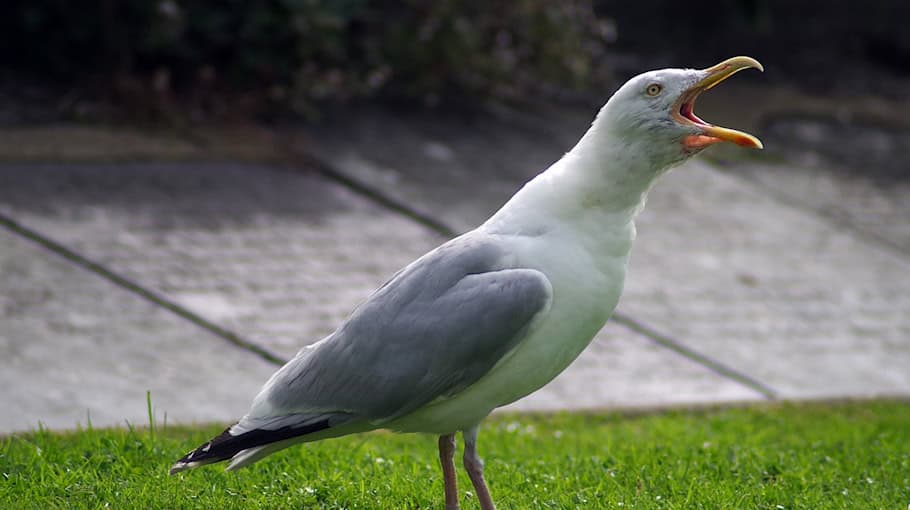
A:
[678, 96, 709, 127]
[672, 56, 764, 149]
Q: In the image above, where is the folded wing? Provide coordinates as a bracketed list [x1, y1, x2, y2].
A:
[171, 234, 552, 473]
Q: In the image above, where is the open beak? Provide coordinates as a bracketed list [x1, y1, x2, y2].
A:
[673, 56, 764, 150]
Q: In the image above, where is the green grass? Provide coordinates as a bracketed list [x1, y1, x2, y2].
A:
[2, 401, 908, 509]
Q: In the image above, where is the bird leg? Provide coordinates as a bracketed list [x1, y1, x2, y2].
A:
[462, 426, 495, 510]
[438, 434, 460, 510]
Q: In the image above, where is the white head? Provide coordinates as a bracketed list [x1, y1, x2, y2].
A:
[592, 56, 764, 172]
[488, 57, 766, 228]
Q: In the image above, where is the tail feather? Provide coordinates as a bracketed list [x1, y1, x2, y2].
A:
[225, 439, 298, 471]
[169, 419, 330, 475]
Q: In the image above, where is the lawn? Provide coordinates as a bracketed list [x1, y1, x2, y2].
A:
[1, 400, 908, 509]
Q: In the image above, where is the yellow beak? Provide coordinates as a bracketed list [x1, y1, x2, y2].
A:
[673, 56, 764, 150]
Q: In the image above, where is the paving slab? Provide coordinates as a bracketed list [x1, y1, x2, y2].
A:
[297, 106, 910, 400]
[730, 117, 910, 255]
[0, 229, 277, 432]
[626, 160, 910, 399]
[295, 107, 588, 233]
[504, 321, 759, 412]
[0, 162, 441, 358]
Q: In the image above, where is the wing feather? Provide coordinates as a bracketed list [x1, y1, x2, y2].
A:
[249, 234, 551, 424]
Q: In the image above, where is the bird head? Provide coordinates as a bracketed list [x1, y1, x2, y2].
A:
[598, 56, 763, 168]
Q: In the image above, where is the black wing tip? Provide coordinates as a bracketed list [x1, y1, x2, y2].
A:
[169, 419, 332, 474]
[169, 425, 235, 474]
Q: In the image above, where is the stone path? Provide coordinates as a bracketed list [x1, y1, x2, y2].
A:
[0, 229, 275, 431]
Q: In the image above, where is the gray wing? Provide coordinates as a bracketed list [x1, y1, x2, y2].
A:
[250, 233, 552, 424]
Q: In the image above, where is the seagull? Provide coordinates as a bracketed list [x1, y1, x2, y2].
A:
[170, 56, 763, 509]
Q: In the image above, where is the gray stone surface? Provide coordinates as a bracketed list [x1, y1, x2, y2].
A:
[0, 229, 277, 432]
[626, 160, 910, 399]
[504, 321, 760, 412]
[732, 117, 910, 255]
[0, 162, 441, 358]
[297, 107, 588, 233]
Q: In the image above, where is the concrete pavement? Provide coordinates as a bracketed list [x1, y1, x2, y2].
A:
[1, 99, 908, 432]
[0, 228, 276, 431]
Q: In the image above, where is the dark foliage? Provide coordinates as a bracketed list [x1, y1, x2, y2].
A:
[0, 1, 612, 119]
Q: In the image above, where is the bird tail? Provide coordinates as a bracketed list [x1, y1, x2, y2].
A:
[168, 417, 332, 475]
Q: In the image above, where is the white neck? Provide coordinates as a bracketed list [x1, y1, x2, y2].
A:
[482, 108, 673, 238]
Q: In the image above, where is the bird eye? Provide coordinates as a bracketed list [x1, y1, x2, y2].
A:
[645, 84, 662, 96]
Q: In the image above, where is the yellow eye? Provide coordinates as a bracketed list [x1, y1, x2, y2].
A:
[645, 84, 662, 96]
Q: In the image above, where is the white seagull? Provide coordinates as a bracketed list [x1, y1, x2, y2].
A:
[170, 56, 764, 509]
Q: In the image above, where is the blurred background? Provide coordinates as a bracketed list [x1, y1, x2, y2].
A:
[0, 1, 908, 432]
[1, 1, 908, 120]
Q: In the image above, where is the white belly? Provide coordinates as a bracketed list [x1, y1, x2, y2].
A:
[387, 232, 629, 434]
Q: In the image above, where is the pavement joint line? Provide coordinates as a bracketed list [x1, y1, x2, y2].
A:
[275, 140, 780, 400]
[724, 165, 910, 261]
[286, 149, 459, 236]
[611, 313, 778, 400]
[0, 211, 288, 367]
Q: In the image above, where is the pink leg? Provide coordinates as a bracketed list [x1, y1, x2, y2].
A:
[438, 434, 460, 510]
[463, 426, 495, 510]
